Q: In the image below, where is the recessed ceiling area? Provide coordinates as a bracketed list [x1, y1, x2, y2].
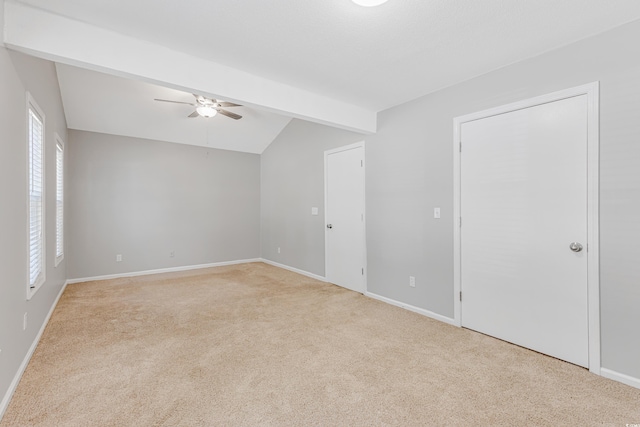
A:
[5, 0, 640, 152]
[55, 64, 292, 154]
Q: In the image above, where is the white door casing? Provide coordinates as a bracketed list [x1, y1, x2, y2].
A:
[325, 142, 366, 293]
[453, 82, 600, 373]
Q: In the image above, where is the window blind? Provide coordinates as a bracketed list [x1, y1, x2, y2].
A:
[56, 141, 64, 260]
[29, 108, 44, 288]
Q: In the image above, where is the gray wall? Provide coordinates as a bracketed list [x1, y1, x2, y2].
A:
[0, 49, 68, 410]
[67, 131, 261, 279]
[369, 20, 640, 379]
[261, 119, 362, 276]
[1, 10, 638, 408]
[263, 21, 640, 380]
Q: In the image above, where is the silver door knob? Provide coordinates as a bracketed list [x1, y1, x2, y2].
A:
[327, 224, 333, 229]
[569, 242, 583, 252]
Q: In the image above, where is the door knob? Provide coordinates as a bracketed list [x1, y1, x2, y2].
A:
[327, 224, 333, 229]
[569, 242, 583, 252]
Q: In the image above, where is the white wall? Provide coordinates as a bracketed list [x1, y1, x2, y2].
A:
[0, 48, 68, 413]
[67, 131, 261, 280]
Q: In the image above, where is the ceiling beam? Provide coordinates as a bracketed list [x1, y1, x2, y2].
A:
[3, 0, 376, 134]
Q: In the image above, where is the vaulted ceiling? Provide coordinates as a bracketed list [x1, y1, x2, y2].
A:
[4, 0, 640, 153]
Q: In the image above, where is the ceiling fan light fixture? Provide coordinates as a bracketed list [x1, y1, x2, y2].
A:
[196, 105, 217, 118]
[351, 0, 388, 6]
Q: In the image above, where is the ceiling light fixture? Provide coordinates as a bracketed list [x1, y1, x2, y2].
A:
[196, 105, 218, 118]
[351, 0, 388, 6]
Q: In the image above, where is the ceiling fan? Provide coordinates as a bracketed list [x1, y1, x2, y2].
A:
[154, 94, 243, 120]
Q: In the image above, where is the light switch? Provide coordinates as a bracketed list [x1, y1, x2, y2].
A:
[311, 207, 319, 215]
[434, 208, 441, 219]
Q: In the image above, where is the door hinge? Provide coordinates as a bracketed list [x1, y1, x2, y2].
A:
[362, 268, 364, 275]
[459, 291, 462, 301]
[459, 142, 462, 152]
[361, 160, 363, 167]
[459, 217, 462, 227]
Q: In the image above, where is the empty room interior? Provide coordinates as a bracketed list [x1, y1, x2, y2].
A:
[2, 0, 640, 425]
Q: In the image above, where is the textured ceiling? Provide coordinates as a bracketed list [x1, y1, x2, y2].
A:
[6, 0, 640, 152]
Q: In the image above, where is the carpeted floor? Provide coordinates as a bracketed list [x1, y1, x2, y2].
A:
[2, 262, 639, 426]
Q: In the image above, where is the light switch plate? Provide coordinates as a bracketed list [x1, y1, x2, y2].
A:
[434, 208, 441, 219]
[311, 207, 319, 215]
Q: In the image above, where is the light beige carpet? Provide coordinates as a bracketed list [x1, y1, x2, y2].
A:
[2, 262, 639, 426]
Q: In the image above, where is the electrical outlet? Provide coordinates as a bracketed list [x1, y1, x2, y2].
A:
[409, 276, 416, 288]
[169, 251, 175, 258]
[116, 254, 122, 262]
[23, 312, 27, 330]
[277, 247, 281, 254]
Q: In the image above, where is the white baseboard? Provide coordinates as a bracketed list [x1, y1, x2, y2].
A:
[260, 259, 326, 282]
[0, 279, 69, 421]
[365, 291, 457, 326]
[600, 368, 640, 390]
[66, 258, 262, 284]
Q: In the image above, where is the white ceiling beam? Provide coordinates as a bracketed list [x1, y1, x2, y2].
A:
[3, 0, 376, 134]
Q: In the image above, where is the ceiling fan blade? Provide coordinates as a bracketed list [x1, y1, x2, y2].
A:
[155, 98, 195, 106]
[216, 102, 242, 108]
[217, 109, 242, 120]
[188, 110, 199, 118]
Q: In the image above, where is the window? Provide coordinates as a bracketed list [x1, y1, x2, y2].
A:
[55, 136, 64, 265]
[28, 93, 45, 297]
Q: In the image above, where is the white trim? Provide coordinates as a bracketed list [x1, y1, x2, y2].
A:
[54, 255, 64, 268]
[453, 115, 462, 327]
[324, 141, 367, 293]
[260, 259, 327, 282]
[26, 91, 46, 300]
[586, 84, 601, 374]
[0, 280, 68, 421]
[54, 133, 64, 268]
[366, 292, 457, 326]
[453, 82, 601, 374]
[600, 368, 640, 390]
[66, 259, 262, 284]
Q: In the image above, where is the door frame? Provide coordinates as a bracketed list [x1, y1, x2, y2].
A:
[324, 141, 367, 293]
[452, 82, 600, 374]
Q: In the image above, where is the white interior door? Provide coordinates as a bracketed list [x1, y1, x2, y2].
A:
[325, 143, 365, 293]
[460, 95, 589, 367]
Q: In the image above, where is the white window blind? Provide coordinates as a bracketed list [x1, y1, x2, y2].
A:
[29, 105, 44, 289]
[56, 140, 64, 262]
